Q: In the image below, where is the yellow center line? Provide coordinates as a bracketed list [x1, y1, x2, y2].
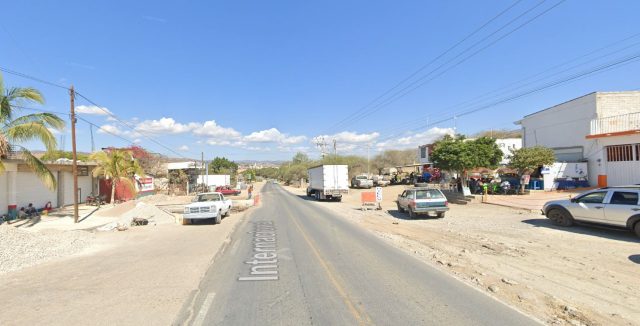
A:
[282, 200, 372, 326]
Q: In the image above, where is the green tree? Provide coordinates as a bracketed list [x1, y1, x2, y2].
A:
[209, 156, 238, 174]
[470, 137, 504, 169]
[508, 146, 556, 177]
[431, 135, 474, 176]
[431, 135, 503, 181]
[292, 152, 310, 165]
[89, 149, 144, 204]
[0, 73, 65, 189]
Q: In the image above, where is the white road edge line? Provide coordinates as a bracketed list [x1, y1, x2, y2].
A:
[192, 292, 216, 326]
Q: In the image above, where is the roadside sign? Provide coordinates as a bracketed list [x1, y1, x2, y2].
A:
[375, 187, 383, 202]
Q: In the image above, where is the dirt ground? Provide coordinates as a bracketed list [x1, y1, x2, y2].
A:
[0, 182, 264, 326]
[284, 184, 640, 326]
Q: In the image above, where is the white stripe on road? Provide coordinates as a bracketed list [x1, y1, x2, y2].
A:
[192, 292, 216, 326]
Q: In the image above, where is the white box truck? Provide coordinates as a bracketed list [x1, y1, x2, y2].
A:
[306, 165, 349, 201]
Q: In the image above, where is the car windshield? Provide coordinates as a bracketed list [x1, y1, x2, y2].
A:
[198, 194, 221, 202]
[415, 190, 444, 199]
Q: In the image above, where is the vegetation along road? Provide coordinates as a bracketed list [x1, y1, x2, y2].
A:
[175, 182, 539, 325]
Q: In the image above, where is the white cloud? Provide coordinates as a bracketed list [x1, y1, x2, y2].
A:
[316, 131, 380, 144]
[375, 127, 454, 150]
[97, 124, 125, 136]
[244, 128, 307, 144]
[76, 105, 112, 116]
[133, 139, 142, 144]
[193, 120, 241, 138]
[178, 145, 189, 152]
[135, 117, 199, 134]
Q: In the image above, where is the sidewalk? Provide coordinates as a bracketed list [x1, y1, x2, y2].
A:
[482, 190, 586, 211]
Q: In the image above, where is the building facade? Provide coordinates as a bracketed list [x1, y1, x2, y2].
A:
[0, 159, 98, 216]
[517, 91, 640, 187]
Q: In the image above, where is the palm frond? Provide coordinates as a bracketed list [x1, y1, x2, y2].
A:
[6, 87, 45, 105]
[5, 122, 58, 151]
[0, 95, 11, 122]
[20, 149, 56, 190]
[6, 113, 65, 130]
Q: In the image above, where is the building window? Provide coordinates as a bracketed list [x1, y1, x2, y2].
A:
[606, 144, 634, 162]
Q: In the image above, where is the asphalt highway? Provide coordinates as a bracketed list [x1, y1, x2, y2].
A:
[175, 182, 539, 325]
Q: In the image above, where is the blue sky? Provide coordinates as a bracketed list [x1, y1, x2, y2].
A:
[2, 0, 640, 161]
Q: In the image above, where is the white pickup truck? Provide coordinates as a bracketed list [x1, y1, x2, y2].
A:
[183, 192, 232, 224]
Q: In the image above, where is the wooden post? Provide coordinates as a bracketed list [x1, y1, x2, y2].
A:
[70, 85, 79, 223]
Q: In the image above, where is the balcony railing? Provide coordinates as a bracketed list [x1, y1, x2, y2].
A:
[590, 112, 640, 136]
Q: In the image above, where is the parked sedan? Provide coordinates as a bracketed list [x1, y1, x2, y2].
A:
[397, 187, 449, 218]
[542, 186, 640, 237]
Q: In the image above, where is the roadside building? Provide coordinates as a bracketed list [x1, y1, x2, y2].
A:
[0, 158, 98, 216]
[496, 138, 522, 165]
[516, 91, 640, 187]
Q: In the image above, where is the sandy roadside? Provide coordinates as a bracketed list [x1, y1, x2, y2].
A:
[283, 184, 640, 326]
[0, 182, 264, 326]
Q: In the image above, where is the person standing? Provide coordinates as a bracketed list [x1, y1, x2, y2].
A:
[248, 184, 254, 200]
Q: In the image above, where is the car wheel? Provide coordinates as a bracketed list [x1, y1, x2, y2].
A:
[408, 208, 415, 219]
[214, 213, 222, 224]
[437, 212, 445, 218]
[549, 208, 573, 227]
[397, 202, 405, 213]
[634, 222, 640, 238]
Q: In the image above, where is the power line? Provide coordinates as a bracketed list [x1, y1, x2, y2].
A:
[336, 0, 566, 129]
[375, 49, 640, 145]
[372, 31, 640, 137]
[321, 0, 526, 134]
[322, 0, 564, 135]
[0, 67, 69, 90]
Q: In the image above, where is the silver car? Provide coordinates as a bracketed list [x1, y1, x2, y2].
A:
[397, 187, 449, 219]
[542, 186, 640, 237]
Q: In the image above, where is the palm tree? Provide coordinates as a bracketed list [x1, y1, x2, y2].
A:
[0, 73, 65, 189]
[90, 149, 144, 204]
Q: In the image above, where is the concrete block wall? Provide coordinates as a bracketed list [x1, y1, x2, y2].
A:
[596, 91, 640, 118]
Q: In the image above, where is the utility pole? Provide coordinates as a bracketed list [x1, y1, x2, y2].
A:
[367, 143, 371, 177]
[90, 124, 95, 152]
[333, 139, 337, 157]
[201, 152, 204, 190]
[70, 85, 79, 223]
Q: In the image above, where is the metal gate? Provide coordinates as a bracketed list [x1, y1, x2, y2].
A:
[605, 144, 640, 186]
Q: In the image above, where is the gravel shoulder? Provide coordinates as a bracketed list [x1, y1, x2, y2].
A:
[283, 185, 640, 326]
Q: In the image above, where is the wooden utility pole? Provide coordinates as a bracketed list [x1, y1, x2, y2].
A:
[70, 85, 79, 223]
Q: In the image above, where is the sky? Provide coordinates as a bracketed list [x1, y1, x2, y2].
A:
[2, 0, 640, 161]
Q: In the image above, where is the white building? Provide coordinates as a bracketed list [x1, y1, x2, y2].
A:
[516, 91, 640, 187]
[0, 159, 98, 216]
[495, 138, 522, 165]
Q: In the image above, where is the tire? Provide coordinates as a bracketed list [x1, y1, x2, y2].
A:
[397, 202, 405, 213]
[181, 218, 190, 225]
[634, 222, 640, 238]
[408, 208, 415, 219]
[437, 212, 445, 218]
[335, 197, 342, 202]
[215, 213, 222, 224]
[548, 208, 574, 227]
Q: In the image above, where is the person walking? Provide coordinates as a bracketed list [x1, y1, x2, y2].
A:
[248, 184, 254, 200]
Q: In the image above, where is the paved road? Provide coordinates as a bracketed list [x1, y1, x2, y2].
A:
[175, 183, 538, 325]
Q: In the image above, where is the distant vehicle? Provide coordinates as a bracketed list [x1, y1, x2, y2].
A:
[397, 187, 449, 219]
[307, 165, 349, 201]
[373, 175, 390, 187]
[183, 192, 232, 224]
[215, 186, 241, 196]
[543, 186, 640, 237]
[351, 174, 373, 189]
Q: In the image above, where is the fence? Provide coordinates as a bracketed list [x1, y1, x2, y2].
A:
[590, 112, 640, 135]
